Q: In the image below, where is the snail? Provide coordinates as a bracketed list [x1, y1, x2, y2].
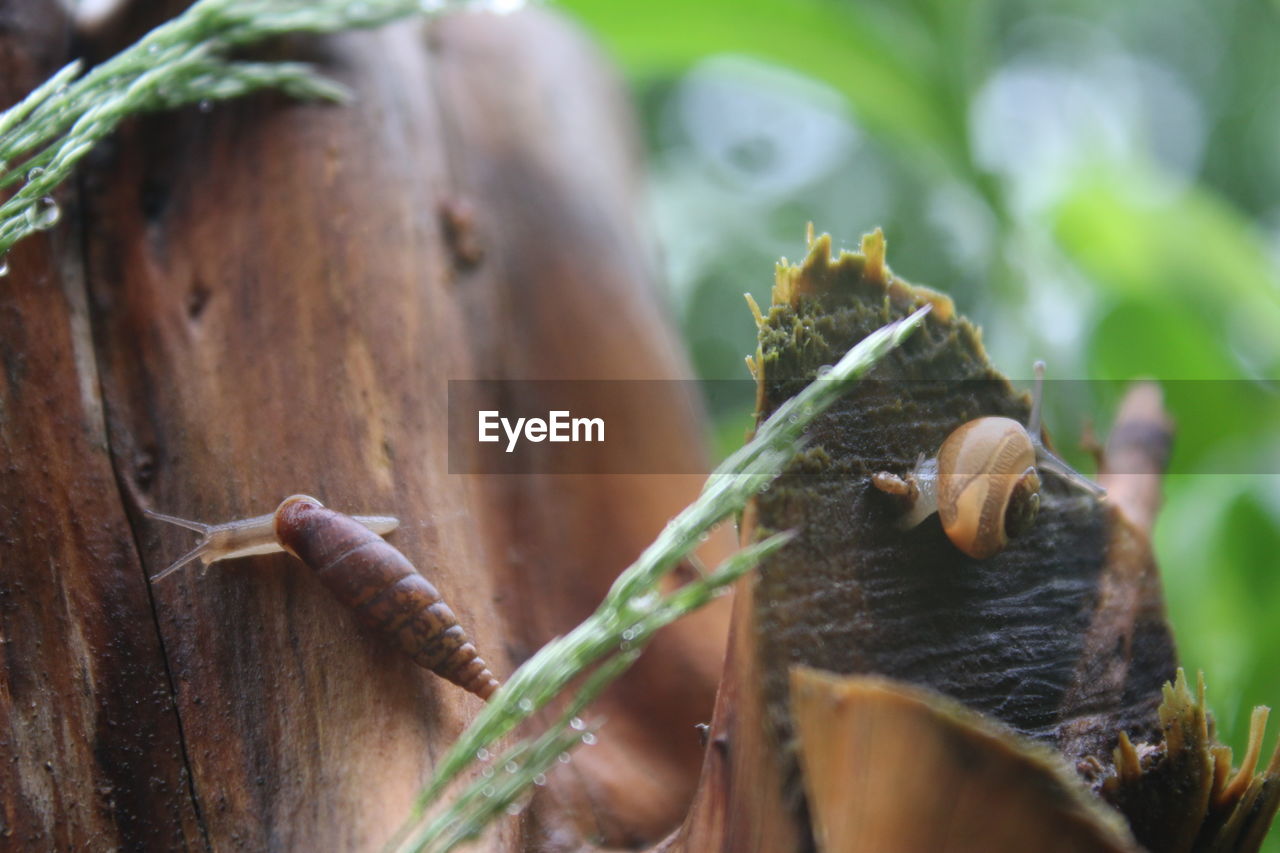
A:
[871, 362, 1104, 559]
[145, 495, 500, 700]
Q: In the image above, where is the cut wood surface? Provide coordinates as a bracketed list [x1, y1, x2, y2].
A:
[2, 3, 733, 850]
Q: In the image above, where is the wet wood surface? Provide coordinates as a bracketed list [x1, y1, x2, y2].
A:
[3, 4, 731, 850]
[0, 3, 202, 849]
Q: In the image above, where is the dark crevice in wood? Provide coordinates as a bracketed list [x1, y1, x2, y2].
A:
[73, 161, 215, 852]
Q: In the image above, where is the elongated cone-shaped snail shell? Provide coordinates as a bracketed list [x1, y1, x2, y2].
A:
[273, 495, 499, 700]
[936, 417, 1041, 560]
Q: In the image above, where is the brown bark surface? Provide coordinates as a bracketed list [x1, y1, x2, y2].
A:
[3, 4, 731, 850]
[424, 14, 737, 847]
[0, 4, 202, 850]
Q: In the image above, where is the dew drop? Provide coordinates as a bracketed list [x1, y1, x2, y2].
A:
[26, 166, 44, 182]
[26, 197, 60, 230]
[481, 766, 494, 779]
[533, 773, 547, 786]
[504, 761, 519, 774]
[0, 256, 9, 277]
[146, 43, 160, 56]
[568, 717, 585, 731]
[517, 698, 534, 712]
[816, 364, 834, 377]
[581, 732, 598, 746]
[475, 747, 491, 761]
[557, 752, 571, 764]
[621, 628, 636, 641]
[481, 785, 495, 798]
[505, 802, 524, 816]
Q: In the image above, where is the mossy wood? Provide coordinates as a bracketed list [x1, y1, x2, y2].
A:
[667, 231, 1279, 852]
[0, 3, 732, 849]
[745, 231, 1177, 767]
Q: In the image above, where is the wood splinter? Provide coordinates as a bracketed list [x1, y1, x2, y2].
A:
[146, 494, 500, 700]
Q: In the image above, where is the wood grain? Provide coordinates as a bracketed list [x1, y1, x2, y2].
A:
[0, 2, 202, 849]
[426, 11, 736, 845]
[0, 4, 731, 851]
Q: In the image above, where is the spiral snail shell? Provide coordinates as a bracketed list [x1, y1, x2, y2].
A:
[872, 362, 1103, 559]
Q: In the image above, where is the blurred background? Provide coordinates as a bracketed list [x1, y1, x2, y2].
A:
[558, 0, 1280, 816]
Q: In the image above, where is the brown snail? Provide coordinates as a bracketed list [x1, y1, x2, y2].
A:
[872, 362, 1104, 559]
[145, 494, 500, 700]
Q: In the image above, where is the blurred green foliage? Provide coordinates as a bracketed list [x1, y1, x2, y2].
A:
[559, 0, 1280, 840]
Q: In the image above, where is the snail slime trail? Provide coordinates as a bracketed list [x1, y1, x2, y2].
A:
[477, 409, 605, 453]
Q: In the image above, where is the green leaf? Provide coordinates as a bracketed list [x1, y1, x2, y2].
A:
[557, 0, 977, 178]
[1054, 169, 1280, 377]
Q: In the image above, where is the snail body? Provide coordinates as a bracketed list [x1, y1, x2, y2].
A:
[146, 495, 499, 700]
[872, 363, 1102, 559]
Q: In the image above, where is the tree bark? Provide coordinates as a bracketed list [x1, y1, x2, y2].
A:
[2, 4, 732, 850]
[0, 4, 202, 849]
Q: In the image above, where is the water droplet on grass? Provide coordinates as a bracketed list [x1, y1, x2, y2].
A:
[26, 197, 60, 230]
